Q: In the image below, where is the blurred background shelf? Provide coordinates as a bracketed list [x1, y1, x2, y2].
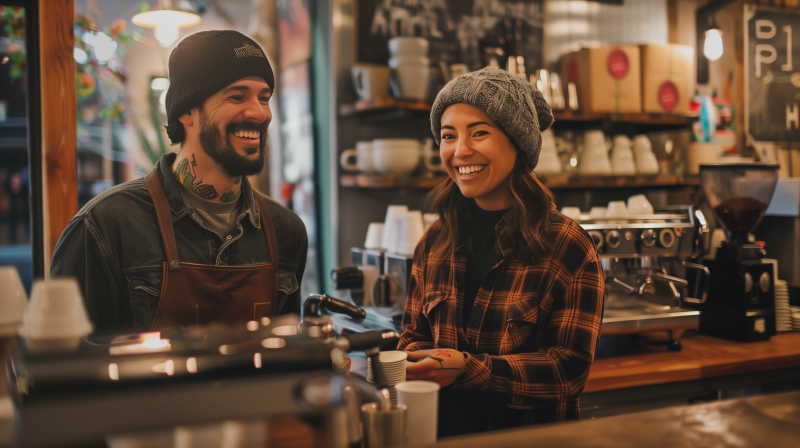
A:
[339, 99, 694, 126]
[340, 173, 699, 189]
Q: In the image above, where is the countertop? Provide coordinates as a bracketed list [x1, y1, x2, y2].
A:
[432, 390, 800, 448]
[586, 331, 800, 393]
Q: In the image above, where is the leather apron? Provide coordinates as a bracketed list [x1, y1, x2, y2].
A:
[144, 170, 279, 331]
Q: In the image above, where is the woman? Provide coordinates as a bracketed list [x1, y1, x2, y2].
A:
[398, 68, 604, 437]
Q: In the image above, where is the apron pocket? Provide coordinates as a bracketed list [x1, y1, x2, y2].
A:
[125, 266, 163, 331]
[276, 269, 299, 313]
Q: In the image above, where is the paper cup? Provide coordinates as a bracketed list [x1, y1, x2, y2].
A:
[365, 223, 385, 250]
[19, 277, 93, 351]
[381, 205, 409, 252]
[396, 211, 424, 256]
[0, 266, 28, 337]
[396, 381, 440, 445]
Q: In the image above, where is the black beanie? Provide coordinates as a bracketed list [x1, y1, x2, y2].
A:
[165, 30, 275, 125]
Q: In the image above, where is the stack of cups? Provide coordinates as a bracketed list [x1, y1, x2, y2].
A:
[364, 223, 385, 250]
[396, 381, 440, 445]
[633, 135, 660, 175]
[0, 266, 28, 337]
[381, 205, 408, 253]
[388, 37, 430, 100]
[18, 277, 94, 353]
[367, 351, 408, 406]
[396, 211, 425, 256]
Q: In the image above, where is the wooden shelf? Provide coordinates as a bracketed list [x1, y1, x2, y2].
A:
[340, 173, 699, 190]
[540, 174, 700, 189]
[340, 173, 448, 189]
[339, 99, 693, 126]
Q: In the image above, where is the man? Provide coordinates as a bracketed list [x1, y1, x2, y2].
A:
[51, 30, 307, 335]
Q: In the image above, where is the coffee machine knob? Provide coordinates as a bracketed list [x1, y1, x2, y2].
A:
[658, 229, 676, 248]
[606, 230, 621, 249]
[588, 231, 604, 251]
[641, 229, 657, 247]
[759, 272, 771, 293]
[745, 272, 753, 294]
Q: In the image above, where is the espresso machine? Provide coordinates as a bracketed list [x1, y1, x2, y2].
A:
[696, 163, 780, 342]
[580, 205, 705, 351]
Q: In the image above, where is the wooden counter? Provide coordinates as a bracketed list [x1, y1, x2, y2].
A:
[586, 331, 800, 393]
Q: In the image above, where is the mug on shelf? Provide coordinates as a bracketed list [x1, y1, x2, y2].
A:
[339, 141, 376, 174]
[371, 139, 422, 176]
[352, 63, 391, 101]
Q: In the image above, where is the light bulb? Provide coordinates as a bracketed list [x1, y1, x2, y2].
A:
[73, 47, 88, 64]
[704, 29, 723, 61]
[155, 20, 179, 48]
[87, 31, 118, 63]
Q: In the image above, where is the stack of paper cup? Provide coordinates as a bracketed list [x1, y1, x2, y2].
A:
[381, 205, 408, 252]
[791, 306, 800, 332]
[18, 277, 94, 353]
[0, 266, 28, 337]
[396, 381, 440, 445]
[775, 279, 792, 332]
[396, 211, 425, 256]
[686, 142, 721, 174]
[388, 37, 430, 100]
[367, 351, 408, 406]
[364, 223, 385, 250]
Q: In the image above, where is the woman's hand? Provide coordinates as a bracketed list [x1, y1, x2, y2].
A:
[405, 349, 466, 387]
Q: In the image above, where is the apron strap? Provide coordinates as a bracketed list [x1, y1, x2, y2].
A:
[253, 193, 280, 283]
[144, 169, 181, 271]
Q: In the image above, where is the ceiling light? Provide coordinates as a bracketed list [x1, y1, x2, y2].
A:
[132, 0, 200, 48]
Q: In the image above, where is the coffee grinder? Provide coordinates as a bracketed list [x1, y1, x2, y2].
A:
[698, 163, 780, 342]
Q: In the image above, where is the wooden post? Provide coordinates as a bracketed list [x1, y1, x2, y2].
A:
[39, 0, 77, 276]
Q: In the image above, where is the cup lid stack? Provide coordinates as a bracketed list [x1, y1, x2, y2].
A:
[775, 280, 792, 332]
[367, 351, 408, 406]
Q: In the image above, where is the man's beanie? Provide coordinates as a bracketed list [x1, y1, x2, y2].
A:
[165, 30, 274, 125]
[430, 67, 554, 171]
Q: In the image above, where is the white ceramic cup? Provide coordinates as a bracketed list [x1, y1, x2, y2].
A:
[0, 266, 28, 337]
[382, 205, 409, 252]
[579, 130, 612, 175]
[19, 277, 93, 352]
[397, 211, 425, 256]
[396, 381, 440, 446]
[633, 134, 652, 156]
[372, 139, 421, 175]
[422, 138, 445, 173]
[364, 223, 385, 250]
[388, 37, 429, 57]
[339, 141, 375, 174]
[633, 136, 660, 175]
[536, 129, 563, 175]
[611, 135, 636, 175]
[391, 65, 430, 100]
[627, 194, 654, 215]
[351, 64, 391, 101]
[561, 207, 582, 221]
[388, 56, 430, 69]
[606, 201, 629, 217]
[589, 207, 608, 219]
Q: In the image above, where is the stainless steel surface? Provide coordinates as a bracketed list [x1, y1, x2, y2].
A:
[430, 391, 800, 448]
[360, 403, 406, 448]
[602, 307, 700, 334]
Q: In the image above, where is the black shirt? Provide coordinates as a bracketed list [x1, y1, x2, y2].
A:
[438, 199, 520, 439]
[462, 199, 508, 330]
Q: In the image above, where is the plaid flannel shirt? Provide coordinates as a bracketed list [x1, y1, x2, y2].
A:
[398, 211, 604, 424]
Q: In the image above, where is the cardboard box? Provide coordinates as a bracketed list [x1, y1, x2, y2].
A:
[640, 44, 693, 115]
[560, 46, 642, 114]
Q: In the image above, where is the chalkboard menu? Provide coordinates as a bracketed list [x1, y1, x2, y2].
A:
[356, 0, 545, 75]
[745, 5, 800, 144]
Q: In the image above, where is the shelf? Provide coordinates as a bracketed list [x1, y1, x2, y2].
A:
[540, 174, 699, 189]
[340, 173, 699, 190]
[340, 173, 448, 189]
[339, 99, 693, 126]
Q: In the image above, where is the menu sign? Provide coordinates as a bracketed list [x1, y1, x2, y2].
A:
[745, 5, 800, 144]
[356, 0, 545, 75]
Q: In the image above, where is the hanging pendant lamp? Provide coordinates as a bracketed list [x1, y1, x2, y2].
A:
[132, 0, 201, 48]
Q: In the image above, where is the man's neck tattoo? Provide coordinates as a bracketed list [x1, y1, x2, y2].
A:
[174, 154, 242, 202]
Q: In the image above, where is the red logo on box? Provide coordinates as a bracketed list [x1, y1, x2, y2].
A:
[568, 59, 579, 82]
[658, 81, 679, 111]
[607, 50, 629, 79]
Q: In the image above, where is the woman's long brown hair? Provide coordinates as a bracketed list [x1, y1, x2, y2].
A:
[423, 152, 556, 262]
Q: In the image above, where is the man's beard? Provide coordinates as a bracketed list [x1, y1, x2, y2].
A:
[197, 108, 267, 177]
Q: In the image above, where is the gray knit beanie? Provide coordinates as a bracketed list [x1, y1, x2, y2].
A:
[166, 30, 274, 125]
[430, 67, 554, 171]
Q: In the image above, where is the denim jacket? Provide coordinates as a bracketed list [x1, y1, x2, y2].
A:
[51, 153, 308, 335]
